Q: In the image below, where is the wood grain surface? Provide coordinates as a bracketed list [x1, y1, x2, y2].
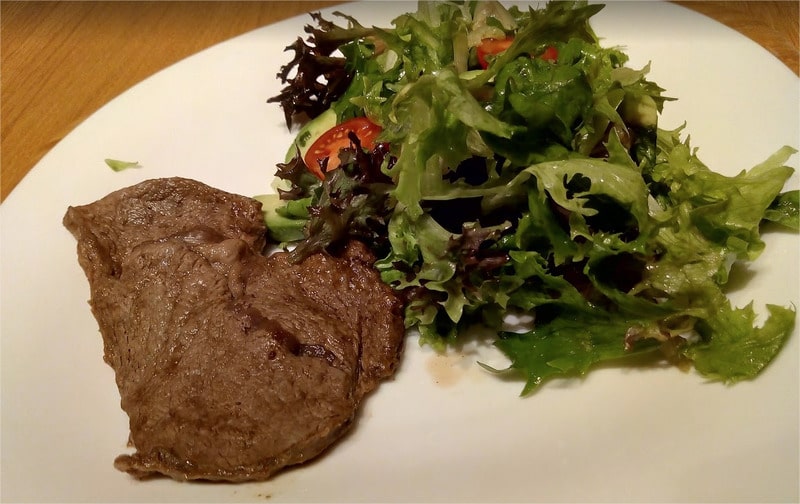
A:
[2, 1, 798, 202]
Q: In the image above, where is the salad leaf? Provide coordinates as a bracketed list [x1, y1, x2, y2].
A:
[268, 12, 376, 127]
[387, 68, 519, 221]
[104, 158, 141, 171]
[685, 303, 795, 383]
[493, 311, 664, 395]
[649, 136, 796, 261]
[764, 190, 799, 230]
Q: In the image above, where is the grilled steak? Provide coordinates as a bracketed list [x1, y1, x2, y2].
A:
[63, 177, 404, 482]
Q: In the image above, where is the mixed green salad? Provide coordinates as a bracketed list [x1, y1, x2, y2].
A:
[260, 0, 799, 394]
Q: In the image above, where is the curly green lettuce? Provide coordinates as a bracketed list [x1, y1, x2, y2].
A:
[267, 0, 798, 394]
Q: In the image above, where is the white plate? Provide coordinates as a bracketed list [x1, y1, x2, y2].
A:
[2, 2, 798, 502]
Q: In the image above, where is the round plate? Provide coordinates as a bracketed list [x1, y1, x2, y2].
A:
[2, 2, 798, 502]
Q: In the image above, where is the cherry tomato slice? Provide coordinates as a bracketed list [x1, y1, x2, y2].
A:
[476, 37, 514, 69]
[540, 45, 558, 63]
[476, 38, 559, 69]
[303, 117, 382, 179]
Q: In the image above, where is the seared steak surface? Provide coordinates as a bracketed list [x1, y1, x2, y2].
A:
[63, 177, 404, 481]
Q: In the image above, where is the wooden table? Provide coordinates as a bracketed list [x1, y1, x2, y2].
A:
[2, 1, 798, 202]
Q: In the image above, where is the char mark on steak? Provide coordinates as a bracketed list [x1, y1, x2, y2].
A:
[63, 177, 404, 482]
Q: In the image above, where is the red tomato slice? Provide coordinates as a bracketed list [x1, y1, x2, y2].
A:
[476, 37, 514, 69]
[540, 45, 558, 63]
[303, 117, 382, 179]
[476, 38, 559, 69]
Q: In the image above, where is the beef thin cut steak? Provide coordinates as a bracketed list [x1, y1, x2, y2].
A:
[63, 177, 405, 482]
